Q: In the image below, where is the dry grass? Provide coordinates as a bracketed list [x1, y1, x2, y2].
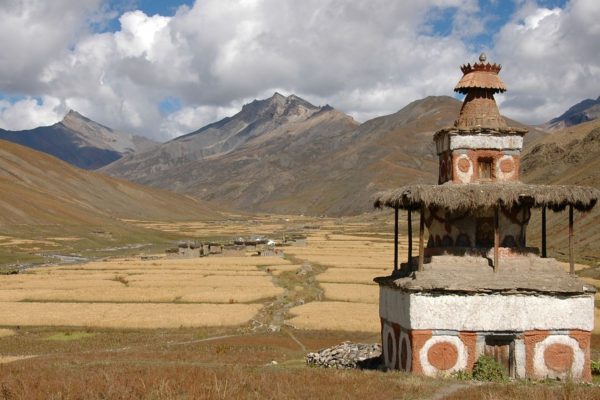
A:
[0, 355, 35, 364]
[287, 301, 380, 332]
[317, 268, 387, 284]
[0, 237, 58, 247]
[445, 382, 600, 400]
[262, 264, 301, 276]
[321, 283, 379, 304]
[0, 251, 290, 328]
[0, 254, 286, 316]
[0, 287, 283, 304]
[0, 346, 436, 400]
[0, 302, 262, 328]
[0, 329, 15, 338]
[50, 256, 289, 271]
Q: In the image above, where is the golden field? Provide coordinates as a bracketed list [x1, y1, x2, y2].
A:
[0, 214, 600, 399]
[0, 214, 402, 332]
[1, 212, 599, 336]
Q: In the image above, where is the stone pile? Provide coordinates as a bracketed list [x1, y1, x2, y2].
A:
[306, 342, 382, 369]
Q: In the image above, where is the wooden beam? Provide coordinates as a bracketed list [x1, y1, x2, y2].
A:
[494, 205, 499, 272]
[408, 209, 413, 269]
[394, 206, 398, 272]
[541, 206, 547, 258]
[418, 205, 425, 272]
[569, 205, 574, 274]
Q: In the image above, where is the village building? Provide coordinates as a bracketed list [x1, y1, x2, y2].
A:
[374, 54, 600, 380]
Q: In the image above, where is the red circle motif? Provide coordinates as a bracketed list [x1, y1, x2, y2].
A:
[457, 158, 470, 173]
[427, 342, 458, 371]
[544, 344, 573, 372]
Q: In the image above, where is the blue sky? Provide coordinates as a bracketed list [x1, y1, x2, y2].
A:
[0, 0, 597, 139]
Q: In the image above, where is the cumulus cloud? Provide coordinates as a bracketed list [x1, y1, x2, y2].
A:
[0, 0, 599, 138]
[494, 0, 600, 123]
[0, 96, 65, 131]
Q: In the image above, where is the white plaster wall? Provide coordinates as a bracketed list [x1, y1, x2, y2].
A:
[380, 287, 594, 331]
[380, 288, 411, 328]
[515, 339, 526, 379]
[454, 154, 473, 183]
[496, 154, 517, 181]
[450, 135, 523, 151]
[435, 133, 451, 154]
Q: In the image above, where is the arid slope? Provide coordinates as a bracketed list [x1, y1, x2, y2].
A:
[0, 139, 217, 225]
[104, 94, 539, 216]
[522, 119, 600, 263]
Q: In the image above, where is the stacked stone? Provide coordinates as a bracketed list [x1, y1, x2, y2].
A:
[305, 342, 381, 369]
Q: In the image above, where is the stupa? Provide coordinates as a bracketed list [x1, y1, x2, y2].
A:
[373, 54, 600, 381]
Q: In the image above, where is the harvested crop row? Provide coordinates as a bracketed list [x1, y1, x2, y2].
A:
[0, 302, 262, 328]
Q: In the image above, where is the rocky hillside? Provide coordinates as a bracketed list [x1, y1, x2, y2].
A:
[542, 96, 600, 131]
[522, 118, 600, 263]
[102, 93, 340, 182]
[103, 94, 542, 216]
[0, 139, 217, 225]
[0, 110, 157, 169]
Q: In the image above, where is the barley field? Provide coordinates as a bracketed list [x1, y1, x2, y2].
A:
[0, 213, 600, 398]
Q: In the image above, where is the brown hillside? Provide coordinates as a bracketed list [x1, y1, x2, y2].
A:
[522, 120, 600, 263]
[0, 139, 218, 225]
[104, 94, 542, 216]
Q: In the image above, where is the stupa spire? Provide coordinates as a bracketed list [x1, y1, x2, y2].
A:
[454, 53, 507, 129]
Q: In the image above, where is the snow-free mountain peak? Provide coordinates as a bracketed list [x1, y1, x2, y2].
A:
[544, 96, 600, 131]
[0, 110, 157, 169]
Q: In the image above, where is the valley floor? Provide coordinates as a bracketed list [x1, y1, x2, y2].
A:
[0, 213, 599, 398]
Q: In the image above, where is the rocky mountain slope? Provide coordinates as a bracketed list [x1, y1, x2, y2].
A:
[522, 118, 600, 263]
[0, 139, 217, 225]
[542, 96, 600, 131]
[0, 110, 157, 169]
[102, 93, 339, 182]
[104, 94, 539, 216]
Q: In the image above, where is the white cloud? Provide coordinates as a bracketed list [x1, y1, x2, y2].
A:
[494, 0, 600, 123]
[160, 104, 242, 136]
[0, 96, 65, 131]
[1, 0, 599, 137]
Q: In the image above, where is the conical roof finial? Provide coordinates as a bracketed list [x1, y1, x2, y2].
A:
[479, 52, 487, 62]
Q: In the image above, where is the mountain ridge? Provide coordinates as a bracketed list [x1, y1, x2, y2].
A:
[0, 110, 158, 169]
[543, 96, 600, 131]
[103, 93, 547, 216]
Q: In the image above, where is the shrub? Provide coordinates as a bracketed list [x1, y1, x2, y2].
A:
[451, 370, 472, 380]
[472, 355, 507, 382]
[591, 359, 600, 375]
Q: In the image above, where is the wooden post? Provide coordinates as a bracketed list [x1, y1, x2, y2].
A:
[494, 205, 499, 272]
[541, 206, 547, 258]
[418, 205, 425, 272]
[394, 206, 399, 272]
[569, 205, 574, 274]
[408, 209, 413, 269]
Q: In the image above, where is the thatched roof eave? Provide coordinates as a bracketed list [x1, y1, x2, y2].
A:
[373, 183, 600, 213]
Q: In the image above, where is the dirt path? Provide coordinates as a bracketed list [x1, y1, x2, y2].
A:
[427, 382, 474, 400]
[252, 253, 326, 333]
